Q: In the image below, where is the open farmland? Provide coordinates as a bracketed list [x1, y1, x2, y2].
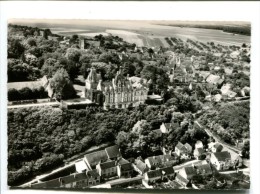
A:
[14, 20, 250, 47]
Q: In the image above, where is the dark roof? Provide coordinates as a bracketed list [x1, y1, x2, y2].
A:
[120, 163, 133, 171]
[87, 169, 100, 178]
[184, 166, 197, 177]
[85, 150, 108, 167]
[161, 167, 175, 175]
[105, 145, 121, 159]
[196, 164, 212, 174]
[135, 159, 148, 173]
[45, 178, 61, 188]
[60, 172, 88, 185]
[31, 182, 47, 188]
[213, 151, 231, 162]
[194, 148, 205, 155]
[100, 160, 117, 169]
[146, 169, 162, 178]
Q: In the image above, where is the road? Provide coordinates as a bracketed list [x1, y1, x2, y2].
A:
[8, 102, 60, 109]
[195, 120, 240, 154]
[219, 168, 250, 176]
[173, 159, 206, 171]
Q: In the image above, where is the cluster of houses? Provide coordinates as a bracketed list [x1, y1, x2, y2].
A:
[30, 138, 242, 189]
[30, 145, 134, 189]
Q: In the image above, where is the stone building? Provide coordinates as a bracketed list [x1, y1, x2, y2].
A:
[84, 66, 148, 109]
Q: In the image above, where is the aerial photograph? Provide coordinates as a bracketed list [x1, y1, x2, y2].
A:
[7, 19, 250, 190]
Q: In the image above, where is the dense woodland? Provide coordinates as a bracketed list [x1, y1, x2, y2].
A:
[198, 101, 250, 158]
[8, 104, 208, 186]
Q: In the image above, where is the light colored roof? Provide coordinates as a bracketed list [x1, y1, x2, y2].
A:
[135, 159, 148, 173]
[206, 74, 222, 84]
[75, 160, 88, 173]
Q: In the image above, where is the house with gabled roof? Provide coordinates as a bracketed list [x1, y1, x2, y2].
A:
[178, 166, 197, 180]
[160, 122, 171, 134]
[86, 169, 101, 186]
[175, 142, 192, 158]
[133, 159, 149, 175]
[75, 160, 88, 173]
[144, 169, 162, 182]
[195, 163, 212, 176]
[96, 160, 118, 179]
[84, 150, 108, 170]
[210, 151, 232, 171]
[105, 145, 121, 160]
[175, 173, 190, 188]
[194, 148, 205, 160]
[161, 167, 175, 179]
[145, 154, 175, 169]
[117, 158, 133, 178]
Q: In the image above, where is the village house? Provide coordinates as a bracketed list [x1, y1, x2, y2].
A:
[117, 158, 134, 178]
[133, 159, 149, 175]
[159, 122, 172, 134]
[175, 142, 192, 158]
[193, 148, 205, 160]
[86, 169, 101, 186]
[175, 173, 190, 188]
[145, 154, 175, 169]
[178, 166, 197, 180]
[105, 145, 121, 160]
[144, 169, 162, 183]
[84, 150, 108, 170]
[161, 167, 175, 180]
[31, 170, 100, 189]
[195, 163, 213, 176]
[75, 160, 88, 173]
[210, 151, 232, 171]
[211, 143, 224, 153]
[79, 38, 100, 49]
[96, 160, 118, 179]
[195, 140, 204, 149]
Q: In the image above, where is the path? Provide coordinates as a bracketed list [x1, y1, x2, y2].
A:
[20, 143, 110, 187]
[195, 120, 240, 154]
[8, 101, 60, 109]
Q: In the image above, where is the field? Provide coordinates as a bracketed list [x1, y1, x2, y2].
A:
[13, 20, 251, 47]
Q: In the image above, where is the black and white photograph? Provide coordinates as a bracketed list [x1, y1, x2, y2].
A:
[1, 1, 260, 193]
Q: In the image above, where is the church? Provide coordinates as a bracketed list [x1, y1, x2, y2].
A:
[83, 67, 148, 110]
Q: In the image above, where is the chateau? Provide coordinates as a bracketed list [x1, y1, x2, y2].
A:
[83, 67, 148, 109]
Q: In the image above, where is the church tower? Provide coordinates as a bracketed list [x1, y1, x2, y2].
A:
[86, 67, 98, 90]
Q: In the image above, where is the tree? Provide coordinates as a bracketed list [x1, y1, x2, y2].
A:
[8, 38, 25, 59]
[50, 68, 76, 100]
[242, 140, 250, 159]
[27, 38, 37, 47]
[65, 48, 81, 63]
